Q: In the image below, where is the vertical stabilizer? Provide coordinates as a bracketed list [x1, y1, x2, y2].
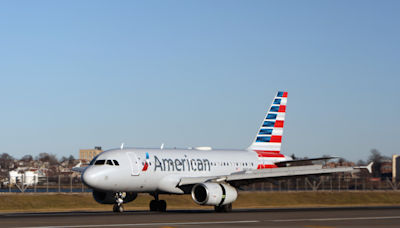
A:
[247, 91, 288, 153]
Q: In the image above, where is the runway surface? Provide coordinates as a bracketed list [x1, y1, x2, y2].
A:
[0, 206, 400, 228]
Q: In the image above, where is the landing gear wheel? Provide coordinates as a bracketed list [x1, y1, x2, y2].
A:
[222, 203, 232, 213]
[150, 200, 158, 211]
[158, 200, 167, 212]
[214, 205, 223, 212]
[117, 205, 124, 213]
[114, 192, 126, 213]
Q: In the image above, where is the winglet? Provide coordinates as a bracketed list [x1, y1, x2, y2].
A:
[121, 143, 124, 149]
[365, 162, 374, 173]
[354, 162, 374, 173]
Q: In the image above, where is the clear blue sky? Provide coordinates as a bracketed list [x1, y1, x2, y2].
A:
[1, 1, 399, 162]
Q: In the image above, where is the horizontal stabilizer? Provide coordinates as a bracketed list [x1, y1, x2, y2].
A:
[275, 156, 339, 165]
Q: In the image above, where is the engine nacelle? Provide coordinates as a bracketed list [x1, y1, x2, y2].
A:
[191, 183, 237, 206]
[92, 190, 138, 204]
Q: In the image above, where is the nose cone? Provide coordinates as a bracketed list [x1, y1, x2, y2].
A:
[82, 167, 99, 189]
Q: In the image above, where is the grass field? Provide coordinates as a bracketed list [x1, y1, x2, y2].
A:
[1, 191, 400, 213]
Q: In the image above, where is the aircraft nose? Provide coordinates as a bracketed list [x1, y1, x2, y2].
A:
[82, 168, 99, 188]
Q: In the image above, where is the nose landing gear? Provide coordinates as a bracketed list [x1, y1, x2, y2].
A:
[113, 192, 125, 213]
[149, 194, 167, 212]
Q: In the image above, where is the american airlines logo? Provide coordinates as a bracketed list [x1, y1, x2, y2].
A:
[154, 156, 211, 172]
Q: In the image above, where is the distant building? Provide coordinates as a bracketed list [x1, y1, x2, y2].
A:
[380, 160, 392, 174]
[324, 161, 358, 178]
[79, 147, 103, 163]
[392, 155, 400, 181]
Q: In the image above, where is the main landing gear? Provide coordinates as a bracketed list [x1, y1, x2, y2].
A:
[113, 192, 125, 213]
[149, 194, 167, 212]
[214, 203, 232, 213]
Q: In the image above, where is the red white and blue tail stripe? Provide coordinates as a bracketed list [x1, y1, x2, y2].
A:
[247, 91, 287, 154]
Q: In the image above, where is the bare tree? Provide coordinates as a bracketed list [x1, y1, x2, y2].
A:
[367, 149, 386, 177]
[338, 157, 348, 166]
[59, 156, 68, 164]
[0, 153, 14, 173]
[368, 149, 382, 163]
[21, 155, 33, 162]
[35, 152, 58, 166]
[68, 155, 77, 166]
[357, 160, 366, 166]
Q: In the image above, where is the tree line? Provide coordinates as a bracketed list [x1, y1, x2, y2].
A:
[0, 152, 78, 174]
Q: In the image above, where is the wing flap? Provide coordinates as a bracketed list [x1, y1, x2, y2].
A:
[226, 165, 358, 181]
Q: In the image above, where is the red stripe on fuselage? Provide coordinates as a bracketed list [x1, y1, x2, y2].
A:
[257, 164, 278, 169]
[257, 152, 285, 157]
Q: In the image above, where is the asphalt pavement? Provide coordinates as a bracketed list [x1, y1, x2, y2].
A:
[0, 206, 399, 228]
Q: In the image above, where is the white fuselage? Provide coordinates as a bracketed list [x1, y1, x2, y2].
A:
[81, 148, 291, 194]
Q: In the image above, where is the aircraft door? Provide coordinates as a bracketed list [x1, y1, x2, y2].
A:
[126, 152, 141, 176]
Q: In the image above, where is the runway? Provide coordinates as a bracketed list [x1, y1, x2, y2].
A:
[1, 206, 400, 228]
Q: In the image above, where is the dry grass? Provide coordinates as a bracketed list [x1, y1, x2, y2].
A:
[1, 191, 400, 213]
[234, 191, 400, 208]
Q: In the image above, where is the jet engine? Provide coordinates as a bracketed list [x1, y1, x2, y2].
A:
[92, 190, 137, 204]
[191, 183, 237, 206]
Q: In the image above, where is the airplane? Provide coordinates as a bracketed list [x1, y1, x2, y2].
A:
[73, 91, 372, 213]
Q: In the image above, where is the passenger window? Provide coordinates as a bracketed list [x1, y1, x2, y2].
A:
[95, 160, 105, 165]
[113, 160, 119, 166]
[106, 160, 113, 166]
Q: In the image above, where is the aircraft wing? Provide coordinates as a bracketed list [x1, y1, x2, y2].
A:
[178, 163, 372, 187]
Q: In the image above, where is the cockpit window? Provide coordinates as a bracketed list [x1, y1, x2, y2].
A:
[94, 160, 105, 165]
[113, 160, 119, 166]
[89, 155, 100, 165]
[106, 160, 113, 166]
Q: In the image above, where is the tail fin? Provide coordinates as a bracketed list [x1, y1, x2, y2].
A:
[247, 91, 288, 153]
